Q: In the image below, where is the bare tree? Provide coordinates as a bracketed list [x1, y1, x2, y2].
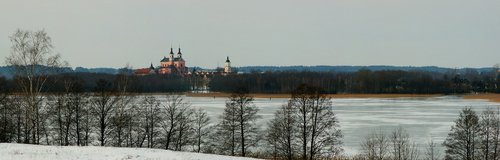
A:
[228, 87, 260, 157]
[443, 107, 481, 160]
[175, 107, 194, 151]
[216, 99, 239, 156]
[265, 103, 297, 160]
[6, 29, 66, 144]
[91, 79, 121, 146]
[215, 87, 261, 157]
[162, 94, 190, 150]
[193, 108, 211, 153]
[361, 130, 389, 160]
[138, 96, 161, 148]
[425, 139, 441, 160]
[390, 127, 419, 160]
[46, 76, 81, 146]
[479, 108, 500, 160]
[47, 93, 69, 145]
[66, 78, 90, 146]
[110, 74, 136, 147]
[0, 79, 14, 142]
[290, 84, 343, 160]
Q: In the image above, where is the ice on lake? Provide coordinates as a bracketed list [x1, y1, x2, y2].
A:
[156, 95, 500, 155]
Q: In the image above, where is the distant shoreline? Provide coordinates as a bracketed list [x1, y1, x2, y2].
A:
[463, 94, 500, 103]
[186, 92, 500, 103]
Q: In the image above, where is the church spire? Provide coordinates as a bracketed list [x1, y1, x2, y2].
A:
[150, 63, 155, 70]
[178, 47, 182, 57]
[226, 56, 230, 63]
[170, 47, 174, 55]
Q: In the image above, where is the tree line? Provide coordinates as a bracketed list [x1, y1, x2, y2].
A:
[209, 70, 500, 94]
[2, 60, 499, 95]
[2, 63, 499, 96]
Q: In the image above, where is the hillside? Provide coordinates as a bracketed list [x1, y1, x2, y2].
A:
[0, 143, 261, 160]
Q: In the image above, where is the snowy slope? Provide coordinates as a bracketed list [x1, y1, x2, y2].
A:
[0, 143, 261, 160]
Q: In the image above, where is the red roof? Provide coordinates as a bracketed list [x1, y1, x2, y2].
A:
[135, 68, 152, 75]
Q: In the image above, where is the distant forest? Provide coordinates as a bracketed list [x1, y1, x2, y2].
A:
[0, 69, 498, 94]
[210, 69, 500, 94]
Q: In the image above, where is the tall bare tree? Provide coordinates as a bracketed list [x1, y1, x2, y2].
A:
[110, 73, 136, 147]
[91, 79, 121, 146]
[479, 108, 500, 160]
[174, 107, 194, 151]
[265, 103, 297, 160]
[162, 94, 190, 150]
[217, 98, 239, 156]
[6, 29, 65, 144]
[139, 96, 162, 148]
[65, 78, 90, 146]
[193, 108, 211, 153]
[290, 84, 343, 160]
[228, 87, 260, 157]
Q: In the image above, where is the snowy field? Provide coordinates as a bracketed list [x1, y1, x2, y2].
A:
[0, 143, 261, 160]
[180, 95, 500, 155]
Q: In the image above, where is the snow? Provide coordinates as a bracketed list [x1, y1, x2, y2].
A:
[0, 143, 261, 160]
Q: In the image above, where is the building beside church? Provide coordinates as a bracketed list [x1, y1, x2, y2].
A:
[224, 56, 231, 74]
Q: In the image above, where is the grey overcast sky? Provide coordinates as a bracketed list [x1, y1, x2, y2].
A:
[0, 0, 499, 69]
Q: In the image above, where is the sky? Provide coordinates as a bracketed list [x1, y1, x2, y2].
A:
[0, 0, 499, 69]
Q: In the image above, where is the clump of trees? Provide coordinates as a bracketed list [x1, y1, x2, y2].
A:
[210, 87, 261, 157]
[265, 84, 343, 160]
[443, 107, 500, 160]
[359, 127, 419, 160]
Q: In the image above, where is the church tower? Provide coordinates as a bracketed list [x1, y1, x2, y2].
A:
[169, 48, 175, 65]
[224, 56, 232, 73]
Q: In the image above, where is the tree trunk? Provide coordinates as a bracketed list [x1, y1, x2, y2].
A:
[240, 103, 245, 157]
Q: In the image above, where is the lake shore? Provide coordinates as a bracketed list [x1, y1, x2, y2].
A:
[187, 92, 500, 102]
[463, 94, 500, 103]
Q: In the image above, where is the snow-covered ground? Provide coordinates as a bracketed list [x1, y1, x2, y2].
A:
[0, 143, 261, 160]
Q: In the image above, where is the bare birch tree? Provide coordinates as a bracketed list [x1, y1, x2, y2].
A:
[6, 29, 66, 144]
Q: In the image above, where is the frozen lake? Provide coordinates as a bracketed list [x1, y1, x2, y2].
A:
[161, 95, 500, 155]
